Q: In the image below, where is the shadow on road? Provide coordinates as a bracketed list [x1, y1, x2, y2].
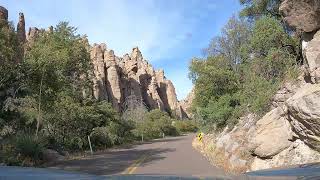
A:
[111, 135, 186, 150]
[48, 139, 180, 175]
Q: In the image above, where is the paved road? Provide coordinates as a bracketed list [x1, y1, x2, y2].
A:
[49, 134, 227, 178]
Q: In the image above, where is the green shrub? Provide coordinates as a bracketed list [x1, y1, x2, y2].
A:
[90, 120, 134, 149]
[158, 122, 179, 136]
[173, 120, 198, 133]
[14, 133, 46, 161]
[133, 109, 179, 140]
[1, 142, 21, 166]
[43, 96, 121, 151]
[90, 127, 112, 148]
[1, 133, 47, 165]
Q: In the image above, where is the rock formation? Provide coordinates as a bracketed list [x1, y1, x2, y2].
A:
[27, 27, 40, 43]
[91, 44, 109, 101]
[0, 6, 8, 23]
[193, 0, 320, 173]
[1, 6, 189, 118]
[286, 83, 320, 150]
[303, 31, 320, 83]
[90, 45, 187, 117]
[280, 0, 320, 32]
[17, 13, 26, 44]
[105, 50, 122, 111]
[179, 88, 195, 118]
[16, 12, 26, 63]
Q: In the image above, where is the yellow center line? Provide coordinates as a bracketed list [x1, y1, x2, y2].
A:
[127, 155, 149, 174]
[121, 141, 168, 175]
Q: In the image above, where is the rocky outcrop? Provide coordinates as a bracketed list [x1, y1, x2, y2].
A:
[17, 13, 26, 44]
[249, 107, 293, 158]
[0, 6, 8, 23]
[281, 0, 320, 83]
[1, 6, 187, 118]
[194, 0, 320, 170]
[27, 27, 40, 43]
[16, 13, 26, 63]
[280, 0, 320, 32]
[179, 88, 194, 118]
[194, 84, 320, 172]
[165, 80, 178, 112]
[91, 44, 109, 101]
[286, 83, 320, 150]
[105, 50, 121, 111]
[250, 139, 320, 171]
[90, 45, 186, 117]
[303, 31, 320, 83]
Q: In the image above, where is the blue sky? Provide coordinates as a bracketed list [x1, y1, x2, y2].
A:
[2, 0, 241, 100]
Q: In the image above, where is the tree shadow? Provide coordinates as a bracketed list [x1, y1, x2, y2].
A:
[113, 135, 188, 150]
[48, 147, 175, 175]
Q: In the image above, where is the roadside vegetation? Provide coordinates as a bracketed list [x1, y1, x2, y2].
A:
[0, 20, 198, 166]
[189, 0, 300, 132]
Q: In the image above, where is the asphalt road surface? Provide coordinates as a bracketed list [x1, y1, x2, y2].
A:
[49, 134, 227, 178]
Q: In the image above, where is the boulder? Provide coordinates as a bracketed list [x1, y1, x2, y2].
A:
[286, 83, 320, 150]
[249, 107, 293, 158]
[280, 0, 320, 32]
[251, 139, 320, 171]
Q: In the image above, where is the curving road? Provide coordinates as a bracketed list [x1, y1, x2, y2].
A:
[49, 134, 227, 178]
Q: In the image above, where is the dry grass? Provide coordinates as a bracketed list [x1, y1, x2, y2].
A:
[192, 134, 252, 174]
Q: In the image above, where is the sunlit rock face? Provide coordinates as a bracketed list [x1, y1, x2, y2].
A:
[179, 88, 194, 119]
[89, 45, 188, 117]
[280, 0, 320, 83]
[280, 0, 320, 33]
[91, 44, 109, 102]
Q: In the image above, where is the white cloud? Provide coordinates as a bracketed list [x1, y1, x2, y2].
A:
[65, 0, 210, 61]
[4, 0, 219, 99]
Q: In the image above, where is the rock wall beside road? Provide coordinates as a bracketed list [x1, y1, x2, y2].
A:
[194, 0, 320, 173]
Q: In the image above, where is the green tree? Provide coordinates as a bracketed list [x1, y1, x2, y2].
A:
[189, 56, 239, 108]
[189, 15, 299, 131]
[204, 16, 251, 68]
[24, 22, 92, 134]
[0, 21, 28, 138]
[239, 0, 282, 19]
[248, 16, 297, 57]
